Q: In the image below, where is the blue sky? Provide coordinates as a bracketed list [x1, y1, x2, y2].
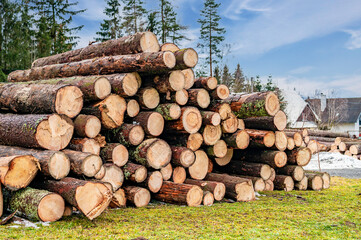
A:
[71, 0, 361, 98]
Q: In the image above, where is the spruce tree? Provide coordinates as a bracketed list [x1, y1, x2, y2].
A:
[146, 11, 160, 35]
[96, 0, 122, 42]
[197, 0, 225, 76]
[121, 0, 147, 35]
[221, 64, 233, 88]
[213, 65, 221, 83]
[232, 64, 246, 93]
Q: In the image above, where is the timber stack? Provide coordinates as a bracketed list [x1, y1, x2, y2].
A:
[0, 31, 330, 223]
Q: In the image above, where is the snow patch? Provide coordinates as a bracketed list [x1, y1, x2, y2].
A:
[304, 152, 361, 170]
[9, 217, 51, 229]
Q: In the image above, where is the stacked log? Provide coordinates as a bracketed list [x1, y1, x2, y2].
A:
[0, 31, 330, 223]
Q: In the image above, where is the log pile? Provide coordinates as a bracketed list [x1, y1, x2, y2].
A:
[0, 31, 330, 223]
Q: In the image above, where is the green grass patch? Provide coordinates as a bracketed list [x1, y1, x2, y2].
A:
[1, 177, 361, 239]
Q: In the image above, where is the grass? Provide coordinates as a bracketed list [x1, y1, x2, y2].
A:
[1, 177, 361, 240]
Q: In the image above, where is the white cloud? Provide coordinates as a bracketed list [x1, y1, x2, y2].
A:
[223, 0, 271, 20]
[73, 0, 108, 21]
[344, 28, 361, 50]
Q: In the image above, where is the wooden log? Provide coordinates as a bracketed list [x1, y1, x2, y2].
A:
[269, 168, 276, 181]
[284, 128, 309, 137]
[184, 179, 225, 201]
[172, 48, 198, 69]
[349, 144, 361, 155]
[0, 155, 39, 191]
[161, 42, 179, 52]
[276, 165, 305, 181]
[82, 94, 126, 129]
[202, 125, 222, 146]
[0, 145, 69, 180]
[187, 88, 210, 109]
[335, 137, 361, 145]
[208, 159, 214, 173]
[344, 150, 352, 156]
[150, 71, 185, 93]
[126, 99, 140, 118]
[130, 138, 172, 169]
[274, 175, 294, 191]
[62, 204, 73, 217]
[215, 161, 272, 180]
[206, 140, 227, 158]
[200, 111, 221, 126]
[37, 177, 112, 220]
[305, 174, 323, 191]
[94, 165, 106, 180]
[305, 171, 330, 189]
[188, 150, 209, 180]
[208, 102, 232, 120]
[233, 150, 287, 168]
[338, 142, 347, 152]
[221, 113, 239, 134]
[286, 147, 312, 166]
[133, 112, 164, 137]
[0, 113, 73, 151]
[171, 146, 195, 167]
[155, 103, 181, 120]
[304, 136, 310, 144]
[295, 176, 308, 190]
[162, 133, 203, 151]
[307, 136, 335, 143]
[100, 143, 128, 167]
[242, 110, 287, 131]
[123, 162, 147, 183]
[69, 138, 100, 155]
[245, 129, 275, 148]
[106, 124, 145, 147]
[182, 69, 195, 89]
[225, 92, 280, 118]
[211, 84, 230, 100]
[140, 171, 163, 193]
[284, 131, 303, 147]
[274, 131, 288, 151]
[135, 87, 160, 110]
[6, 187, 64, 222]
[123, 186, 151, 207]
[110, 188, 126, 208]
[204, 173, 255, 202]
[0, 83, 83, 118]
[172, 167, 186, 184]
[287, 137, 295, 150]
[160, 163, 173, 181]
[165, 107, 202, 134]
[106, 73, 139, 97]
[235, 176, 265, 192]
[306, 130, 349, 139]
[74, 115, 101, 139]
[163, 89, 189, 106]
[31, 32, 160, 67]
[193, 77, 217, 90]
[264, 179, 274, 191]
[238, 119, 245, 130]
[153, 181, 203, 206]
[223, 130, 250, 149]
[100, 163, 124, 192]
[214, 148, 233, 166]
[62, 149, 102, 177]
[202, 191, 214, 206]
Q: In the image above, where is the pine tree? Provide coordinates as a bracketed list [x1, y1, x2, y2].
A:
[146, 11, 160, 35]
[121, 0, 147, 35]
[213, 65, 221, 82]
[197, 0, 225, 76]
[232, 64, 246, 93]
[221, 64, 233, 88]
[254, 75, 262, 92]
[96, 0, 122, 42]
[264, 75, 276, 91]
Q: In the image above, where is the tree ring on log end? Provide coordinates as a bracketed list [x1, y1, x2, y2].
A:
[134, 188, 151, 207]
[182, 69, 195, 89]
[284, 176, 294, 191]
[215, 84, 230, 100]
[197, 89, 210, 109]
[94, 77, 111, 100]
[85, 116, 101, 139]
[99, 95, 127, 129]
[169, 104, 182, 120]
[183, 107, 202, 134]
[55, 86, 83, 118]
[147, 112, 164, 136]
[297, 147, 311, 166]
[293, 166, 305, 181]
[254, 179, 266, 192]
[275, 131, 288, 151]
[213, 183, 226, 201]
[148, 171, 163, 193]
[264, 131, 276, 148]
[187, 133, 203, 151]
[203, 192, 214, 206]
[175, 89, 189, 105]
[260, 164, 272, 180]
[186, 185, 203, 206]
[143, 88, 160, 109]
[129, 125, 145, 145]
[140, 32, 160, 52]
[49, 152, 70, 180]
[275, 151, 287, 168]
[274, 111, 287, 131]
[169, 71, 186, 92]
[81, 155, 102, 177]
[183, 48, 198, 68]
[38, 193, 65, 222]
[188, 150, 208, 180]
[172, 167, 186, 183]
[122, 73, 139, 97]
[213, 140, 227, 158]
[265, 92, 280, 116]
[147, 139, 172, 169]
[163, 51, 176, 69]
[180, 149, 195, 167]
[235, 181, 255, 202]
[236, 130, 250, 149]
[215, 148, 233, 166]
[112, 144, 129, 167]
[127, 99, 140, 117]
[135, 166, 147, 183]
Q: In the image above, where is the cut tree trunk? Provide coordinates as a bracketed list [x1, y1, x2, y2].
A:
[284, 131, 303, 147]
[139, 171, 163, 193]
[233, 149, 287, 168]
[106, 124, 145, 147]
[269, 168, 276, 181]
[165, 107, 202, 134]
[349, 144, 361, 155]
[305, 171, 330, 189]
[308, 136, 336, 143]
[274, 131, 288, 151]
[204, 173, 255, 202]
[215, 161, 272, 180]
[221, 113, 239, 134]
[7, 187, 64, 222]
[100, 163, 124, 192]
[206, 140, 227, 158]
[193, 77, 218, 90]
[37, 177, 112, 220]
[126, 99, 140, 117]
[305, 174, 323, 191]
[155, 103, 182, 120]
[238, 119, 245, 130]
[0, 145, 70, 180]
[201, 111, 221, 126]
[110, 188, 126, 208]
[123, 162, 147, 183]
[136, 87, 160, 110]
[184, 179, 226, 201]
[307, 130, 348, 138]
[214, 148, 233, 166]
[74, 115, 101, 139]
[202, 191, 214, 206]
[62, 149, 102, 177]
[274, 175, 294, 191]
[0, 155, 39, 191]
[172, 167, 186, 184]
[245, 129, 275, 148]
[100, 143, 129, 167]
[295, 176, 308, 190]
[335, 137, 361, 145]
[188, 150, 209, 180]
[208, 102, 232, 120]
[106, 73, 139, 97]
[187, 89, 210, 109]
[242, 110, 287, 131]
[276, 165, 305, 181]
[202, 125, 222, 146]
[153, 181, 203, 206]
[171, 146, 195, 167]
[287, 137, 295, 150]
[150, 71, 185, 93]
[69, 138, 100, 155]
[173, 48, 198, 69]
[162, 89, 189, 106]
[211, 85, 230, 100]
[223, 130, 250, 149]
[162, 133, 203, 151]
[286, 147, 312, 166]
[161, 42, 179, 52]
[133, 111, 164, 137]
[94, 165, 106, 180]
[130, 138, 172, 169]
[82, 94, 126, 129]
[0, 83, 83, 118]
[123, 186, 151, 207]
[160, 163, 173, 181]
[182, 69, 195, 89]
[31, 32, 160, 67]
[235, 176, 265, 192]
[264, 180, 274, 191]
[225, 92, 280, 118]
[0, 113, 73, 151]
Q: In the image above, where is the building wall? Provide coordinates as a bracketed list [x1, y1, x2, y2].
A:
[331, 123, 358, 137]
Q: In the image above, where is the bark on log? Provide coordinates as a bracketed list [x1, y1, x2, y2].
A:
[123, 186, 151, 207]
[160, 163, 173, 181]
[206, 140, 227, 158]
[211, 85, 230, 100]
[0, 113, 73, 151]
[74, 115, 101, 139]
[188, 150, 209, 180]
[308, 136, 336, 143]
[133, 111, 164, 136]
[153, 181, 203, 206]
[100, 163, 124, 192]
[0, 83, 83, 118]
[184, 179, 226, 201]
[31, 32, 160, 67]
[100, 143, 128, 167]
[204, 173, 255, 202]
[171, 146, 195, 167]
[69, 138, 100, 155]
[214, 148, 233, 166]
[106, 124, 145, 147]
[242, 110, 287, 131]
[9, 51, 175, 82]
[36, 177, 112, 220]
[129, 138, 172, 169]
[182, 69, 195, 90]
[172, 167, 186, 184]
[202, 125, 222, 146]
[7, 187, 64, 222]
[155, 103, 181, 120]
[307, 130, 348, 138]
[173, 48, 198, 69]
[126, 99, 140, 118]
[82, 94, 126, 129]
[245, 129, 275, 148]
[274, 175, 294, 191]
[286, 147, 312, 166]
[295, 176, 308, 190]
[187, 88, 210, 109]
[193, 77, 218, 90]
[200, 111, 221, 126]
[208, 102, 232, 120]
[215, 161, 272, 180]
[62, 149, 102, 177]
[165, 107, 202, 134]
[0, 145, 69, 180]
[276, 165, 305, 181]
[233, 150, 287, 168]
[305, 171, 330, 189]
[123, 162, 147, 183]
[223, 130, 250, 149]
